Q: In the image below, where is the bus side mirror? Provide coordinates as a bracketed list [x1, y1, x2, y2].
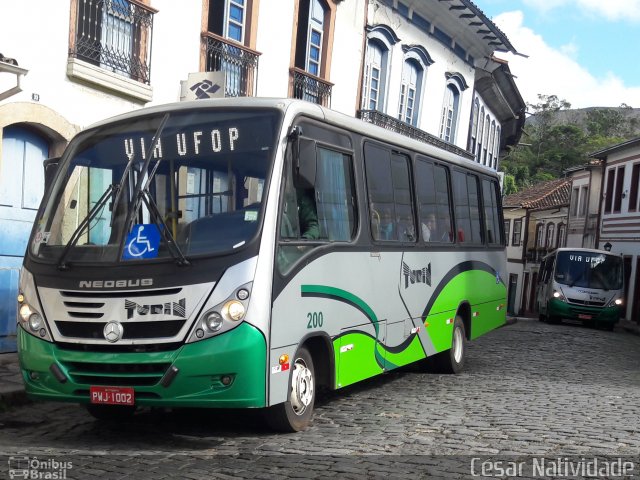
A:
[295, 138, 317, 189]
[43, 157, 60, 190]
[288, 125, 317, 189]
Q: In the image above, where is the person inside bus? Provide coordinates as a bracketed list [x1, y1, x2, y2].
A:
[421, 213, 437, 242]
[296, 187, 320, 240]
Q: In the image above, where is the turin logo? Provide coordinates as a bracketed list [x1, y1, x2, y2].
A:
[402, 261, 431, 289]
[125, 298, 186, 319]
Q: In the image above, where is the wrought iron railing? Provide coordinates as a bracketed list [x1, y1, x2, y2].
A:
[526, 247, 550, 263]
[358, 109, 474, 160]
[203, 33, 260, 97]
[290, 68, 333, 107]
[70, 0, 155, 84]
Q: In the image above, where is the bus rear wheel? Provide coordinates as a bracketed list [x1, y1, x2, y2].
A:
[265, 346, 315, 432]
[433, 316, 466, 374]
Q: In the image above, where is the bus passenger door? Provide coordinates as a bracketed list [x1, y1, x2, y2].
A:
[536, 255, 554, 314]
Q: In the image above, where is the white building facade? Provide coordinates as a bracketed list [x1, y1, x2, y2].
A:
[0, 0, 524, 345]
[591, 139, 640, 322]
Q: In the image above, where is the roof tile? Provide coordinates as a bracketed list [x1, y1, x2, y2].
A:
[503, 178, 571, 210]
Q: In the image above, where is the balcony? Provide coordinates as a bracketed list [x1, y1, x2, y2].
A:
[203, 33, 260, 97]
[70, 0, 155, 85]
[357, 110, 474, 160]
[526, 247, 552, 264]
[289, 67, 333, 107]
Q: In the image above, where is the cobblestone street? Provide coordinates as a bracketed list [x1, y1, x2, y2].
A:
[0, 318, 639, 478]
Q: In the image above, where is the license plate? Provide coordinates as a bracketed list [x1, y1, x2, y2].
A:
[90, 386, 135, 406]
[578, 314, 592, 320]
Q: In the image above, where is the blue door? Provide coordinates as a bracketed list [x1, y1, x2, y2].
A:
[0, 126, 48, 349]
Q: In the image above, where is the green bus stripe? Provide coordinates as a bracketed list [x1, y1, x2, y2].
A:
[301, 285, 379, 336]
[302, 285, 416, 370]
[422, 260, 503, 319]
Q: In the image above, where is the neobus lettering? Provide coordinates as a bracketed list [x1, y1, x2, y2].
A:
[79, 279, 153, 288]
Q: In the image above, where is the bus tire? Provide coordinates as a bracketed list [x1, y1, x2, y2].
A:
[548, 315, 561, 325]
[85, 404, 136, 421]
[265, 346, 315, 432]
[434, 316, 466, 374]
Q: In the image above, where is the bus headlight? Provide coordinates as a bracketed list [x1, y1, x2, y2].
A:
[552, 290, 566, 302]
[187, 283, 252, 343]
[18, 300, 50, 339]
[203, 311, 224, 332]
[608, 298, 623, 307]
[222, 300, 245, 321]
[17, 269, 53, 342]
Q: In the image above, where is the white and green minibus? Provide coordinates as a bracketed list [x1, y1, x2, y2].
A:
[17, 98, 507, 431]
[536, 248, 624, 330]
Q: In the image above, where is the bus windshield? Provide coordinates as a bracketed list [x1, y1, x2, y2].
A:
[554, 251, 623, 290]
[30, 108, 281, 265]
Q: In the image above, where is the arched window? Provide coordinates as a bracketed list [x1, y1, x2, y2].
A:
[397, 45, 432, 127]
[364, 41, 385, 111]
[439, 73, 468, 144]
[476, 107, 485, 163]
[493, 126, 501, 170]
[469, 97, 479, 156]
[488, 121, 496, 166]
[398, 60, 419, 125]
[545, 222, 555, 249]
[362, 24, 398, 112]
[557, 223, 566, 248]
[482, 114, 490, 165]
[440, 84, 460, 142]
[535, 223, 545, 249]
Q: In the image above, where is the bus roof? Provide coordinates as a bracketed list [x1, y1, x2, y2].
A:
[83, 97, 499, 178]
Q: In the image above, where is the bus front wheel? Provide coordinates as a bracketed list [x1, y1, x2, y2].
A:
[433, 316, 466, 374]
[265, 346, 315, 432]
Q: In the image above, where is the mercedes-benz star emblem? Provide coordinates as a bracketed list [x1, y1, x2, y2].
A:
[103, 321, 124, 343]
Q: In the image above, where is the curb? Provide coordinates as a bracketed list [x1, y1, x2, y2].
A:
[0, 389, 28, 411]
[0, 353, 28, 410]
[505, 316, 518, 326]
[617, 320, 640, 336]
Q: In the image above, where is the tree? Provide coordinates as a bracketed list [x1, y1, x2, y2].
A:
[502, 174, 517, 195]
[500, 94, 639, 194]
[585, 108, 627, 137]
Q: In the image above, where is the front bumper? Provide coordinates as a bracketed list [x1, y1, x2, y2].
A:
[17, 322, 267, 408]
[548, 299, 622, 324]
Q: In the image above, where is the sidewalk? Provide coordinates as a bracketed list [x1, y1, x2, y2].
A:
[0, 319, 638, 410]
[0, 352, 27, 409]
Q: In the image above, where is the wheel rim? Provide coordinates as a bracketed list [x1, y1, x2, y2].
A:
[290, 358, 314, 415]
[452, 325, 464, 363]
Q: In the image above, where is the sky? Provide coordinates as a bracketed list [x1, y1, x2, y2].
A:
[480, 0, 640, 109]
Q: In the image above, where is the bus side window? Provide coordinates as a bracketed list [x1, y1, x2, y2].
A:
[277, 142, 356, 274]
[315, 147, 356, 242]
[364, 143, 415, 243]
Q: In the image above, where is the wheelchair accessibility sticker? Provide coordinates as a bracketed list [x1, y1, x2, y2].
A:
[123, 224, 161, 260]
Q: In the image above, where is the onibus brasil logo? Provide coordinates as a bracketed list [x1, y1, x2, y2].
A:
[8, 456, 72, 479]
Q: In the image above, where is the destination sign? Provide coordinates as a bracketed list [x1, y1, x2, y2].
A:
[123, 127, 240, 161]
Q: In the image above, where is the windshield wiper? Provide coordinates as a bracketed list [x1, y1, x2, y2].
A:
[118, 114, 190, 266]
[57, 184, 116, 270]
